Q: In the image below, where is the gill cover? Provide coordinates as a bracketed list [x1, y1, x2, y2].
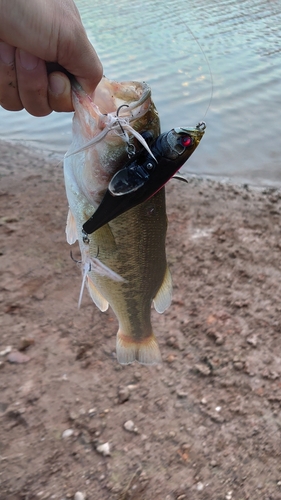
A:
[83, 122, 206, 235]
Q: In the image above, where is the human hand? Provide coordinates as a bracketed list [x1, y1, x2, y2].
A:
[0, 0, 103, 116]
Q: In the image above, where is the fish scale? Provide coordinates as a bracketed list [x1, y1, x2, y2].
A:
[87, 188, 167, 364]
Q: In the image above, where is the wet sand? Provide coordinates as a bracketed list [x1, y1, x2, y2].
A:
[1, 140, 281, 499]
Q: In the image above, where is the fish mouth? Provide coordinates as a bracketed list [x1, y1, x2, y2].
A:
[82, 122, 206, 235]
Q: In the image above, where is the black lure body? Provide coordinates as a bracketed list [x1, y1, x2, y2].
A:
[83, 123, 206, 235]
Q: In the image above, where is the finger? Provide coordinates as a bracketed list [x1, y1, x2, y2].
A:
[0, 41, 22, 111]
[48, 72, 73, 112]
[15, 49, 52, 117]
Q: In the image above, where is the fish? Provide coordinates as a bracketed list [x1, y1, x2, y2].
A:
[63, 76, 205, 365]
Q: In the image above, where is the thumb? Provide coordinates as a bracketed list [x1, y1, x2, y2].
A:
[58, 31, 103, 96]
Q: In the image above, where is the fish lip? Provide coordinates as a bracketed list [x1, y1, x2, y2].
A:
[174, 123, 206, 137]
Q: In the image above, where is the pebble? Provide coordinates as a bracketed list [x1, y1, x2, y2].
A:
[196, 482, 204, 491]
[62, 429, 74, 439]
[96, 442, 111, 456]
[7, 350, 30, 364]
[247, 334, 258, 347]
[166, 336, 178, 347]
[194, 362, 211, 376]
[69, 411, 78, 421]
[18, 337, 35, 351]
[233, 360, 244, 371]
[166, 354, 177, 363]
[0, 346, 12, 356]
[124, 420, 137, 432]
[118, 386, 130, 404]
[176, 388, 188, 398]
[74, 493, 85, 500]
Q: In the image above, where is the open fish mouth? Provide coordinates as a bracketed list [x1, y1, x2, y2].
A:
[82, 121, 206, 235]
[65, 79, 156, 160]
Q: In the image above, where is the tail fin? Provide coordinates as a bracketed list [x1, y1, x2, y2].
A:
[116, 331, 162, 365]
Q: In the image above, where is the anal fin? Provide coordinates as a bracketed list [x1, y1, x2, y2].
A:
[87, 276, 109, 312]
[153, 266, 173, 313]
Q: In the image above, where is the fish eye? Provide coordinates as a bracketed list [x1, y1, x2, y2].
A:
[180, 135, 193, 148]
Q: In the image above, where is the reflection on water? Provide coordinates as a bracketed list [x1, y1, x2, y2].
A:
[0, 0, 280, 186]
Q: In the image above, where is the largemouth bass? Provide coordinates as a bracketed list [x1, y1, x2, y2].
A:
[64, 77, 205, 365]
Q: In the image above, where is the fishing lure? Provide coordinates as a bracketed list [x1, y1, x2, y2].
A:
[82, 121, 206, 236]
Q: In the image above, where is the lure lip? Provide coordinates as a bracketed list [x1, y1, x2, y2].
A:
[82, 123, 206, 235]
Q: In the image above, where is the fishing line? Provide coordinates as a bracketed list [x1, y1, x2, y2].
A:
[182, 21, 213, 121]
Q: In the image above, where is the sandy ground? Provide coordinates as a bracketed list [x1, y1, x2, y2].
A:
[1, 140, 281, 500]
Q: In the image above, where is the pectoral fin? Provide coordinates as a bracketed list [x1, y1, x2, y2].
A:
[153, 266, 173, 313]
[66, 209, 78, 244]
[87, 276, 109, 312]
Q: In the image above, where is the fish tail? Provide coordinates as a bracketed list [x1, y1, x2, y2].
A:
[116, 330, 162, 365]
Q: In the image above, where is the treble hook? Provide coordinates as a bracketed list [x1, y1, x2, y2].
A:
[70, 250, 82, 264]
[116, 104, 130, 136]
[116, 104, 136, 157]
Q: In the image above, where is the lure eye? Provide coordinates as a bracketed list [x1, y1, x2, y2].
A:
[181, 135, 192, 148]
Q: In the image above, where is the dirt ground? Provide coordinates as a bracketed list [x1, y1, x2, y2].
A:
[1, 139, 281, 500]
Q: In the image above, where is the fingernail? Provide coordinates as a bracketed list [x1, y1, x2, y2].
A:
[0, 42, 14, 65]
[48, 74, 66, 95]
[19, 50, 39, 70]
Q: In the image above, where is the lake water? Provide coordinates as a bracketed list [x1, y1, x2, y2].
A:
[0, 0, 281, 187]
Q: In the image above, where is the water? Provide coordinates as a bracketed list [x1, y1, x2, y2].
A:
[0, 0, 280, 187]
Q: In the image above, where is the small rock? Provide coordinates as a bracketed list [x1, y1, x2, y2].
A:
[96, 442, 111, 456]
[0, 361, 4, 370]
[176, 388, 188, 398]
[33, 291, 45, 301]
[18, 337, 35, 351]
[68, 410, 79, 420]
[62, 429, 74, 439]
[168, 431, 176, 438]
[2, 215, 19, 223]
[196, 482, 204, 491]
[247, 334, 258, 347]
[74, 493, 86, 500]
[166, 354, 177, 363]
[0, 346, 12, 356]
[7, 350, 30, 364]
[166, 336, 178, 348]
[124, 420, 137, 432]
[233, 361, 244, 371]
[194, 362, 211, 376]
[117, 386, 130, 404]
